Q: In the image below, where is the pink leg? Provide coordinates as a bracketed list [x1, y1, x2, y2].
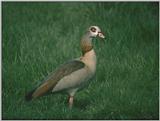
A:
[68, 96, 74, 108]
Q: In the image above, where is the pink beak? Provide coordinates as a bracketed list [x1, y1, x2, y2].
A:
[98, 32, 105, 39]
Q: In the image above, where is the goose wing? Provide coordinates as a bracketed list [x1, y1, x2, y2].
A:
[26, 60, 85, 100]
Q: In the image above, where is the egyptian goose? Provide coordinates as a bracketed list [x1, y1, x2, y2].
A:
[25, 26, 105, 108]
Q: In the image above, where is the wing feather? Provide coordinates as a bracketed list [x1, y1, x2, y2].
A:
[26, 60, 85, 100]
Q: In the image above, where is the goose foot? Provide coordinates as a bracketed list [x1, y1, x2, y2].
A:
[68, 96, 74, 109]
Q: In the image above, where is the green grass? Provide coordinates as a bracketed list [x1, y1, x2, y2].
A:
[2, 2, 159, 120]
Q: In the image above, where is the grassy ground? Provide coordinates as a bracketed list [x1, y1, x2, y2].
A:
[2, 2, 159, 120]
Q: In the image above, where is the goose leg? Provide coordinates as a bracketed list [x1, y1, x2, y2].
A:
[68, 96, 74, 108]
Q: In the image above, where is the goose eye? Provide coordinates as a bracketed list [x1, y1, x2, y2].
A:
[90, 27, 96, 32]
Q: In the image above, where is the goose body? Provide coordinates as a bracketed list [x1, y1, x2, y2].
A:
[52, 49, 96, 95]
[25, 26, 105, 108]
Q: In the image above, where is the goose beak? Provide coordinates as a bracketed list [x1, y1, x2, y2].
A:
[98, 32, 105, 39]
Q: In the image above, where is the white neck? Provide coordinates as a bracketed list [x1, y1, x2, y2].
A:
[81, 49, 97, 74]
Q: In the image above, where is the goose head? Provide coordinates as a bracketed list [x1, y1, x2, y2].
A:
[88, 26, 105, 39]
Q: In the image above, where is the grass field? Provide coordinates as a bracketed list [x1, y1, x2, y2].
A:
[2, 2, 159, 120]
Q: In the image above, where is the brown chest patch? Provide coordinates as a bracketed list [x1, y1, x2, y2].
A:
[81, 45, 93, 55]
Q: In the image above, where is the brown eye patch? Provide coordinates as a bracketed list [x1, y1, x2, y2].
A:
[90, 27, 96, 32]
